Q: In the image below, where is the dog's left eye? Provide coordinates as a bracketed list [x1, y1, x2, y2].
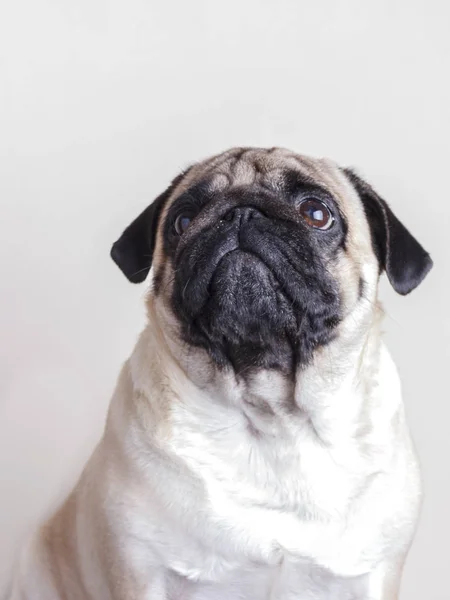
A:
[174, 215, 192, 235]
[298, 198, 334, 230]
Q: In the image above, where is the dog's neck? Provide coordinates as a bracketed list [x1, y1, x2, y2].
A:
[109, 293, 391, 533]
[126, 295, 385, 450]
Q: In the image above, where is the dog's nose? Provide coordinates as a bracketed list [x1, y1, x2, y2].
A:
[223, 206, 262, 224]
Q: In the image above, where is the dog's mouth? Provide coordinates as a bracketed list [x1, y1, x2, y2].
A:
[170, 207, 341, 372]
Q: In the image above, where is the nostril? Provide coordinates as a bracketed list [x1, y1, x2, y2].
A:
[223, 207, 261, 223]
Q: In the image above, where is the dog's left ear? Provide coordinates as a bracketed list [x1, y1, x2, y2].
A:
[110, 170, 190, 283]
[343, 168, 433, 295]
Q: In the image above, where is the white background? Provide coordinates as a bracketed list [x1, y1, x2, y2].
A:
[0, 1, 449, 598]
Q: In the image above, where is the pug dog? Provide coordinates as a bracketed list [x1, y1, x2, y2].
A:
[8, 148, 432, 600]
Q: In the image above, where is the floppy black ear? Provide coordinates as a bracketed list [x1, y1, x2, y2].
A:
[343, 169, 433, 295]
[110, 171, 188, 283]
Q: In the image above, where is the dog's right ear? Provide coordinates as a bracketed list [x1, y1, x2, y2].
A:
[110, 170, 190, 283]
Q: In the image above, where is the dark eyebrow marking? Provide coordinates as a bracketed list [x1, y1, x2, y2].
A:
[282, 168, 323, 194]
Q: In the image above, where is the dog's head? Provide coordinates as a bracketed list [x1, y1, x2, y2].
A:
[111, 148, 432, 374]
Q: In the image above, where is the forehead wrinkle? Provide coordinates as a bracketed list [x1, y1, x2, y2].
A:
[162, 148, 360, 225]
[171, 148, 247, 198]
[201, 148, 257, 189]
[201, 147, 251, 177]
[257, 152, 333, 193]
[288, 154, 335, 186]
[206, 150, 286, 193]
[226, 149, 312, 192]
[197, 151, 332, 199]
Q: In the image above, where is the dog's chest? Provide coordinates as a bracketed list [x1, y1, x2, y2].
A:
[156, 559, 374, 600]
[169, 409, 387, 581]
[148, 454, 386, 600]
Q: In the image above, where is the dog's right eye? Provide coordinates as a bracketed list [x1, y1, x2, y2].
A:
[174, 214, 192, 235]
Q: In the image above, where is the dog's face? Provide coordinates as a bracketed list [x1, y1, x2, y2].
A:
[111, 148, 432, 374]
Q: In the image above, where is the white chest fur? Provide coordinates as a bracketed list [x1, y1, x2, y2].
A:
[116, 327, 421, 597]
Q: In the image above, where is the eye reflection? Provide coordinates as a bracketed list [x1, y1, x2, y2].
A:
[299, 198, 334, 230]
[174, 214, 192, 235]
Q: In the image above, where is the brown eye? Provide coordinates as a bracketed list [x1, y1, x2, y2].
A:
[299, 198, 334, 230]
[174, 214, 192, 235]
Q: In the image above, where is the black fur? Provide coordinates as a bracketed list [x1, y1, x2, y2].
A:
[343, 169, 433, 295]
[165, 177, 344, 374]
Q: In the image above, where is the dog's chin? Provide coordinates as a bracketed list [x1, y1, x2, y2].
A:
[170, 249, 326, 374]
[209, 251, 303, 370]
[205, 250, 300, 369]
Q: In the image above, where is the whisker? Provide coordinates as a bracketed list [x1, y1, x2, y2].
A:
[130, 263, 152, 278]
